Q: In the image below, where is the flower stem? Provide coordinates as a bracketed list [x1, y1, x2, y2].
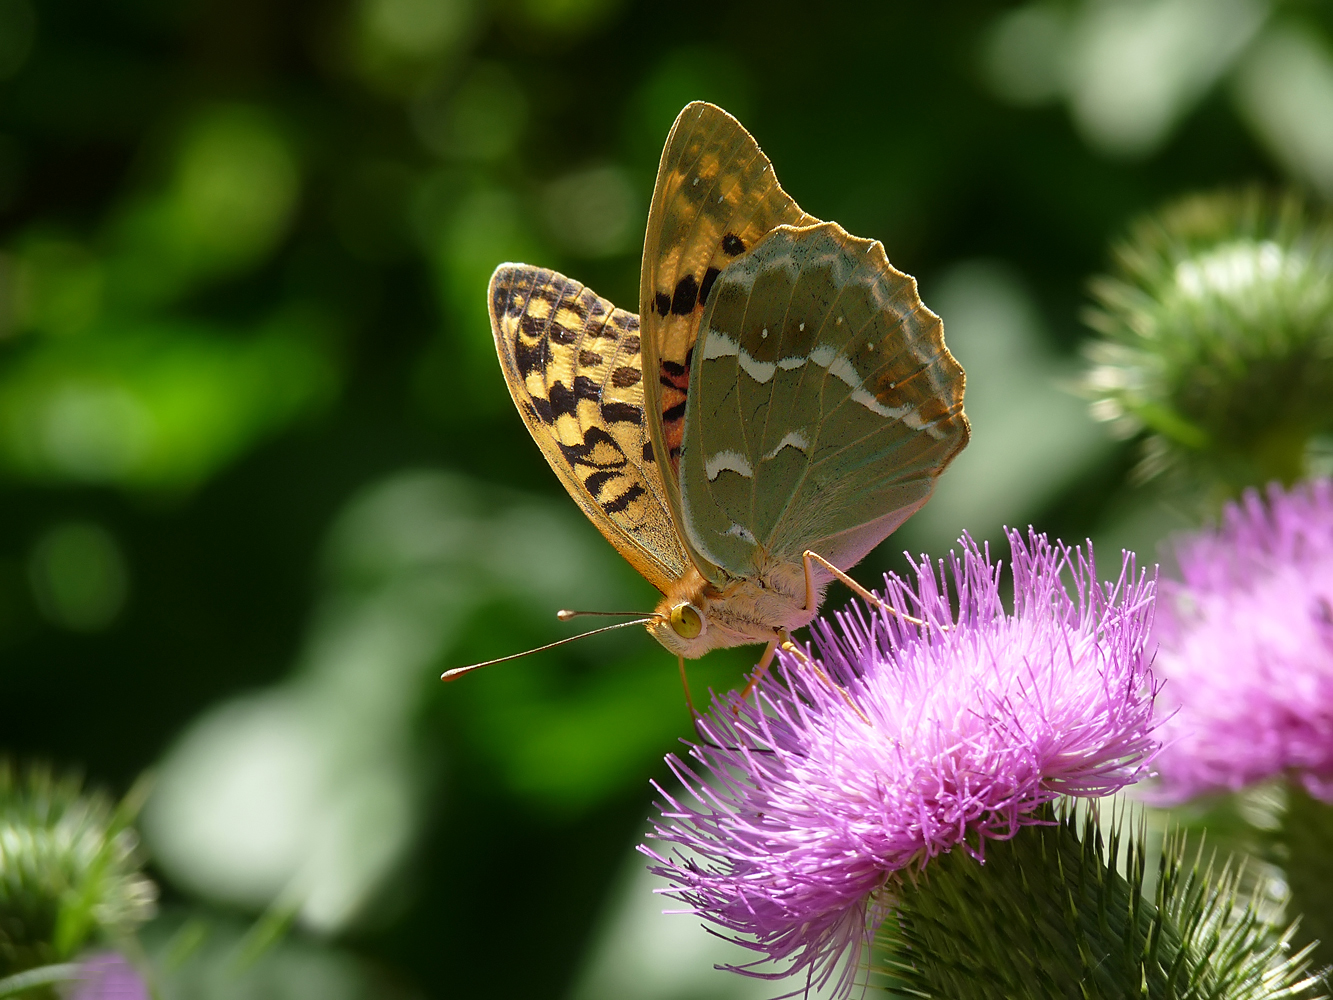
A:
[1276, 784, 1333, 975]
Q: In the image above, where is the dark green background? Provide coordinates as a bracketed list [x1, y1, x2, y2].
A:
[0, 0, 1325, 996]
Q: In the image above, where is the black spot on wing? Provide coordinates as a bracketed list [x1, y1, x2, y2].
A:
[561, 295, 589, 323]
[601, 401, 641, 425]
[611, 366, 641, 388]
[655, 293, 671, 316]
[663, 400, 687, 422]
[671, 275, 699, 315]
[524, 399, 554, 424]
[699, 266, 720, 305]
[548, 378, 599, 417]
[623, 335, 640, 354]
[642, 440, 654, 463]
[548, 382, 578, 418]
[578, 350, 603, 367]
[602, 483, 645, 515]
[557, 427, 627, 468]
[584, 470, 617, 498]
[661, 360, 687, 378]
[514, 337, 551, 379]
[722, 233, 745, 256]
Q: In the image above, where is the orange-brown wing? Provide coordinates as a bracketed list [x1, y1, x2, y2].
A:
[639, 102, 819, 499]
[489, 263, 689, 594]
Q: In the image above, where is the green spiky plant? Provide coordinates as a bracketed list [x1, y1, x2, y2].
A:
[1262, 786, 1333, 982]
[875, 806, 1320, 999]
[0, 762, 156, 997]
[1083, 189, 1333, 493]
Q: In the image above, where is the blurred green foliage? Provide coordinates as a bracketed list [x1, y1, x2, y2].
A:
[0, 0, 1330, 996]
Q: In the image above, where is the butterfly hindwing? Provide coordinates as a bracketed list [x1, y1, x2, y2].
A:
[489, 264, 689, 593]
[678, 223, 969, 585]
[639, 102, 818, 501]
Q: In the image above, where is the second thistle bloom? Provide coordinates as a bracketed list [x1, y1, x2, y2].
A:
[1153, 478, 1333, 802]
[646, 530, 1160, 995]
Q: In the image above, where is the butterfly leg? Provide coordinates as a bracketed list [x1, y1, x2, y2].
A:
[677, 654, 697, 720]
[736, 637, 780, 705]
[778, 633, 872, 726]
[801, 549, 930, 628]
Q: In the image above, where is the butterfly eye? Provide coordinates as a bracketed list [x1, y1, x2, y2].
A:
[669, 603, 705, 639]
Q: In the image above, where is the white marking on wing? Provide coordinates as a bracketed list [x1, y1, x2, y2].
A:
[777, 356, 807, 370]
[706, 450, 753, 480]
[810, 344, 906, 419]
[703, 329, 739, 359]
[738, 349, 776, 383]
[724, 523, 757, 545]
[763, 429, 810, 461]
[851, 388, 898, 417]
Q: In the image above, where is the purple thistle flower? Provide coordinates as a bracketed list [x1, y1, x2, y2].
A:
[643, 529, 1160, 997]
[1152, 478, 1333, 802]
[71, 952, 149, 1000]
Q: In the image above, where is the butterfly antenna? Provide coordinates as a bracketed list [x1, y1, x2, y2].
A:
[442, 617, 659, 681]
[557, 609, 652, 620]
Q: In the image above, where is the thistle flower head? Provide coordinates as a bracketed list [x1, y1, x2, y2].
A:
[0, 763, 156, 978]
[1083, 189, 1333, 486]
[645, 530, 1160, 997]
[1153, 478, 1333, 803]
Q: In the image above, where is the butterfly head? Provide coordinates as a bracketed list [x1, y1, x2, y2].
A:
[645, 567, 725, 657]
[648, 598, 716, 657]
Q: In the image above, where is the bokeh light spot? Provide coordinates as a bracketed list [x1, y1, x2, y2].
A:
[983, 3, 1069, 106]
[171, 107, 300, 271]
[543, 165, 638, 258]
[29, 520, 130, 631]
[13, 238, 104, 337]
[36, 382, 153, 481]
[414, 62, 527, 161]
[362, 0, 473, 57]
[1235, 23, 1333, 199]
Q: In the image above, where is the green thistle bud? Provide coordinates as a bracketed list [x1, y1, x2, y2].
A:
[0, 762, 156, 979]
[877, 806, 1318, 1000]
[1083, 189, 1333, 489]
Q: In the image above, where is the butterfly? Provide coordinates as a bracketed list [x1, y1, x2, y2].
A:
[476, 102, 968, 678]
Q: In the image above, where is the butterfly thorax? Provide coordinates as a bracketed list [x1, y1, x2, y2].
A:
[647, 559, 827, 658]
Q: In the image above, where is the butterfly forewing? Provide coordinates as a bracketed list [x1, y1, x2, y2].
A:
[489, 264, 689, 593]
[678, 223, 969, 584]
[639, 102, 818, 509]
